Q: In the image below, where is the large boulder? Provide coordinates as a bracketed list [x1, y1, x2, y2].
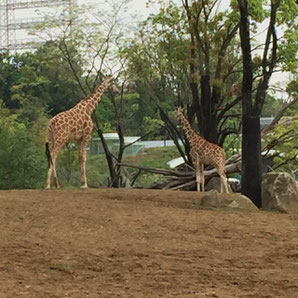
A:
[205, 177, 233, 193]
[262, 172, 298, 214]
[200, 190, 258, 211]
[205, 177, 222, 192]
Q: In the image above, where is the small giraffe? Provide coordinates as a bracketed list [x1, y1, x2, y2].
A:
[177, 107, 229, 193]
[45, 76, 117, 189]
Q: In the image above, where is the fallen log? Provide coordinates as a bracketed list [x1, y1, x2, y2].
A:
[117, 160, 242, 190]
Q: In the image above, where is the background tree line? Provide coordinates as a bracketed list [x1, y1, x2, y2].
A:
[0, 0, 297, 205]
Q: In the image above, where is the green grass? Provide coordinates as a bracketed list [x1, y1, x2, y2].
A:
[124, 146, 180, 169]
[122, 146, 181, 187]
[55, 146, 180, 188]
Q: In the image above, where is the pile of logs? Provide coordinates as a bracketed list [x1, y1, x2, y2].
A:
[118, 153, 242, 190]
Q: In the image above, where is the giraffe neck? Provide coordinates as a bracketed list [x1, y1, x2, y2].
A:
[82, 80, 111, 114]
[178, 112, 205, 147]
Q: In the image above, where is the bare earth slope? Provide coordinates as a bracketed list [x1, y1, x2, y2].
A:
[0, 189, 297, 298]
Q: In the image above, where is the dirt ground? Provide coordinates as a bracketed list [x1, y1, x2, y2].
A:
[0, 189, 297, 298]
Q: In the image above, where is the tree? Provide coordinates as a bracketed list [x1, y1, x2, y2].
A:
[0, 104, 47, 189]
[0, 52, 22, 110]
[124, 1, 244, 172]
[118, 0, 297, 191]
[237, 0, 297, 207]
[182, 0, 242, 145]
[32, 0, 143, 187]
[263, 115, 298, 176]
[0, 47, 84, 119]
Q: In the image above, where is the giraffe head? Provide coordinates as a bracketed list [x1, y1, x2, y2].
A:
[177, 107, 184, 117]
[101, 75, 114, 88]
[103, 75, 120, 95]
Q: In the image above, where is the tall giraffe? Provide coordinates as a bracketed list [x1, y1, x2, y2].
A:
[45, 76, 116, 189]
[177, 107, 229, 193]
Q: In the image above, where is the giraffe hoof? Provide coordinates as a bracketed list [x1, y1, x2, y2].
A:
[80, 185, 88, 189]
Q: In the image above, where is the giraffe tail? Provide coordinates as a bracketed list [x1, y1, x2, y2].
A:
[45, 142, 53, 168]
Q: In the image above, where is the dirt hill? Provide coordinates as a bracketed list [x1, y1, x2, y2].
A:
[0, 189, 297, 297]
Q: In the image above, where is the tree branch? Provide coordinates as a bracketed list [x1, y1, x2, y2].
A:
[261, 96, 298, 136]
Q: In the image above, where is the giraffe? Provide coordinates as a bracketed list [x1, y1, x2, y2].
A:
[177, 107, 229, 193]
[45, 76, 117, 189]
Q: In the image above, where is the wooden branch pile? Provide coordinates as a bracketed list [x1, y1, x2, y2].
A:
[118, 154, 242, 190]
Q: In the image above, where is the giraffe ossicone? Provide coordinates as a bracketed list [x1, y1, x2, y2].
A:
[177, 107, 229, 193]
[45, 76, 116, 189]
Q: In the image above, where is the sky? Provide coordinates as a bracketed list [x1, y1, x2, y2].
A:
[80, 0, 292, 98]
[80, 0, 228, 19]
[4, 0, 292, 98]
[12, 0, 163, 38]
[80, 0, 164, 20]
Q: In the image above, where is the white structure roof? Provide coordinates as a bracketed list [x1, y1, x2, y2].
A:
[167, 157, 185, 169]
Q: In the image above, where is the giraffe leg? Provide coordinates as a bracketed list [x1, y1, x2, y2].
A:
[45, 141, 53, 189]
[200, 163, 205, 192]
[223, 175, 229, 193]
[78, 140, 88, 188]
[45, 164, 53, 189]
[52, 156, 60, 189]
[219, 171, 229, 193]
[196, 168, 201, 192]
[45, 154, 60, 189]
[47, 141, 64, 189]
[192, 155, 202, 192]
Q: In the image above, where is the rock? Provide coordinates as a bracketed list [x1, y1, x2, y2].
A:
[205, 177, 233, 193]
[201, 190, 219, 208]
[262, 172, 298, 214]
[200, 190, 258, 211]
[205, 177, 222, 192]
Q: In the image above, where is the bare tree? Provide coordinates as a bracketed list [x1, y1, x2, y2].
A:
[34, 0, 140, 187]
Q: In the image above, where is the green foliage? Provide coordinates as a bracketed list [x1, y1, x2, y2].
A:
[56, 144, 80, 187]
[286, 77, 298, 98]
[142, 117, 163, 135]
[0, 106, 47, 189]
[277, 27, 298, 73]
[224, 134, 241, 158]
[123, 0, 245, 145]
[0, 52, 22, 109]
[247, 0, 269, 23]
[122, 2, 190, 94]
[263, 116, 298, 177]
[0, 47, 84, 119]
[93, 95, 115, 133]
[22, 44, 83, 116]
[277, 0, 298, 25]
[124, 146, 180, 186]
[120, 3, 191, 137]
[261, 95, 284, 117]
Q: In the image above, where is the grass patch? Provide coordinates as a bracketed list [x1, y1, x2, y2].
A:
[124, 146, 180, 168]
[56, 146, 181, 188]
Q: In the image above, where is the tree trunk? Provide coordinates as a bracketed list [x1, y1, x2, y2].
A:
[200, 75, 218, 144]
[241, 116, 262, 208]
[237, 0, 263, 207]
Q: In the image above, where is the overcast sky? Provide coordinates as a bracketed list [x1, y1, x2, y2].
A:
[79, 0, 290, 93]
[81, 0, 164, 19]
[9, 0, 292, 95]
